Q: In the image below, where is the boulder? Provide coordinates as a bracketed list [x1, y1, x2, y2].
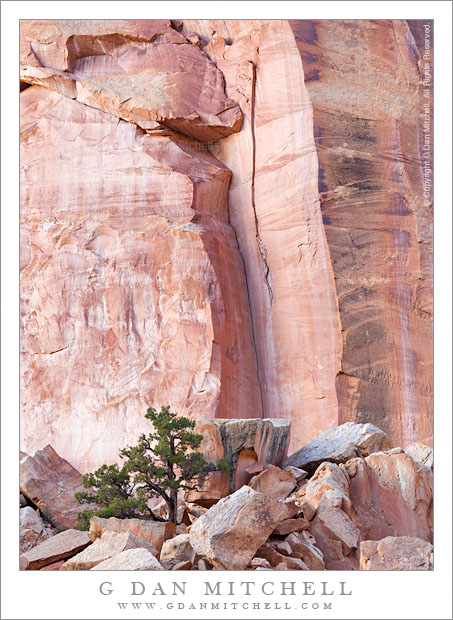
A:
[249, 465, 297, 500]
[254, 543, 309, 570]
[20, 506, 55, 553]
[347, 449, 433, 543]
[359, 536, 433, 570]
[20, 528, 91, 570]
[20, 445, 86, 528]
[171, 560, 193, 570]
[284, 531, 325, 570]
[249, 557, 272, 570]
[40, 560, 65, 570]
[189, 485, 288, 570]
[89, 516, 174, 554]
[405, 443, 433, 469]
[90, 547, 164, 571]
[20, 493, 27, 507]
[310, 506, 360, 570]
[159, 534, 195, 564]
[186, 419, 291, 505]
[283, 466, 308, 482]
[272, 518, 310, 536]
[284, 422, 390, 472]
[62, 530, 155, 570]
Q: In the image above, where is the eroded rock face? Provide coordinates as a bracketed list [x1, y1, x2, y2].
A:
[290, 20, 433, 448]
[359, 536, 433, 570]
[20, 84, 260, 473]
[181, 20, 343, 451]
[19, 445, 85, 528]
[20, 20, 243, 141]
[20, 19, 432, 474]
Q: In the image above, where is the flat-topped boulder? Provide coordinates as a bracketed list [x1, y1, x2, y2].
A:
[186, 418, 291, 505]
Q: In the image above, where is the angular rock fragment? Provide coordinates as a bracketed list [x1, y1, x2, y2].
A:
[359, 536, 433, 570]
[189, 486, 288, 570]
[90, 547, 164, 571]
[62, 531, 155, 570]
[284, 531, 325, 570]
[249, 465, 297, 500]
[89, 516, 172, 554]
[405, 443, 433, 469]
[284, 422, 390, 472]
[272, 518, 310, 536]
[159, 534, 195, 564]
[254, 543, 309, 570]
[20, 506, 55, 553]
[20, 529, 91, 570]
[20, 445, 86, 528]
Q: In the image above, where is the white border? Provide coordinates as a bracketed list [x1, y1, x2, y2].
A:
[2, 2, 452, 619]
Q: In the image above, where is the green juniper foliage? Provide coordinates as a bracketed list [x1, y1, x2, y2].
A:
[75, 406, 230, 529]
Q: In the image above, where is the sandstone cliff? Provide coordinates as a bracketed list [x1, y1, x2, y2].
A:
[20, 19, 432, 470]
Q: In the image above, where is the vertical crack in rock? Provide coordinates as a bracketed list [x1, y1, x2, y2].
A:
[249, 59, 274, 307]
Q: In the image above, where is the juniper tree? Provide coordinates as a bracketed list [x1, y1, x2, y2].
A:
[75, 405, 230, 528]
[120, 406, 230, 524]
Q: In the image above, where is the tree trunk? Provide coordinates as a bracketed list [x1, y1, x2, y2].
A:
[168, 489, 178, 524]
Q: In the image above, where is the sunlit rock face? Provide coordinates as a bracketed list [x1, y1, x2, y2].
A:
[290, 19, 433, 447]
[20, 20, 432, 471]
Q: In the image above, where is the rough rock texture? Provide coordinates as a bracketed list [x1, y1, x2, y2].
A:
[90, 547, 164, 571]
[20, 20, 243, 141]
[291, 20, 433, 447]
[189, 485, 288, 570]
[347, 448, 433, 543]
[159, 533, 195, 564]
[61, 530, 155, 570]
[21, 19, 432, 471]
[19, 507, 55, 553]
[20, 84, 261, 473]
[285, 531, 325, 570]
[284, 422, 390, 472]
[359, 536, 433, 570]
[181, 20, 343, 451]
[20, 529, 91, 570]
[298, 447, 433, 569]
[249, 465, 297, 500]
[89, 516, 173, 554]
[19, 445, 85, 528]
[186, 418, 291, 504]
[405, 443, 433, 469]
